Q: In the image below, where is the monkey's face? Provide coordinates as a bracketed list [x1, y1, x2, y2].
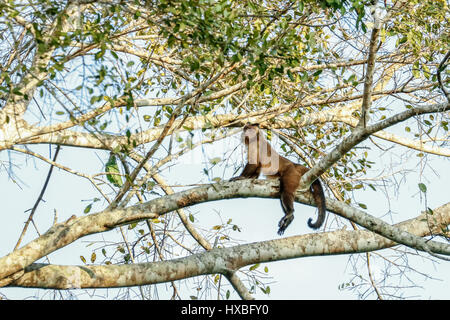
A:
[242, 123, 259, 144]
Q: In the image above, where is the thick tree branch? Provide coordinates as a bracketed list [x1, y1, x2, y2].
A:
[5, 82, 432, 153]
[1, 179, 449, 283]
[300, 101, 450, 190]
[7, 201, 450, 289]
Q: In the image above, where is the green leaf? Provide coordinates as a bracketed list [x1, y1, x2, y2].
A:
[12, 88, 23, 96]
[418, 183, 427, 193]
[95, 49, 105, 60]
[128, 222, 137, 229]
[209, 157, 221, 165]
[260, 286, 270, 295]
[287, 69, 295, 82]
[249, 263, 260, 271]
[105, 154, 123, 188]
[84, 203, 92, 214]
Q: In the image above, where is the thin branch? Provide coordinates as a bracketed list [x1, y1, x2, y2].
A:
[366, 252, 383, 300]
[437, 50, 450, 101]
[10, 146, 111, 203]
[109, 62, 240, 209]
[14, 145, 61, 250]
[357, 18, 381, 128]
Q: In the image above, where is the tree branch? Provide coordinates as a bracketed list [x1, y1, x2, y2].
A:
[300, 102, 450, 190]
[7, 201, 450, 290]
[358, 22, 381, 128]
[1, 179, 449, 283]
[14, 146, 61, 250]
[437, 50, 450, 102]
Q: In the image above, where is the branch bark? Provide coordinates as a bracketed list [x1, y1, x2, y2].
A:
[6, 201, 450, 289]
[300, 102, 450, 190]
[358, 21, 381, 128]
[1, 179, 449, 284]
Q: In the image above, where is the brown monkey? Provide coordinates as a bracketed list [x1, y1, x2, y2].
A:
[230, 123, 326, 235]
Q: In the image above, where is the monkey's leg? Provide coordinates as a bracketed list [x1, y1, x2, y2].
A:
[230, 163, 260, 181]
[277, 166, 300, 235]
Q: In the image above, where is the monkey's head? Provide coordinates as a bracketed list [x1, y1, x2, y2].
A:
[242, 123, 260, 144]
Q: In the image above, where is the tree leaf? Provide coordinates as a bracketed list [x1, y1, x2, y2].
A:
[105, 154, 123, 188]
[358, 203, 367, 209]
[249, 263, 260, 271]
[418, 183, 427, 193]
[83, 203, 92, 214]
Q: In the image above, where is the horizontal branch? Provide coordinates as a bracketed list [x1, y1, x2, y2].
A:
[7, 201, 450, 289]
[12, 83, 432, 152]
[1, 179, 449, 283]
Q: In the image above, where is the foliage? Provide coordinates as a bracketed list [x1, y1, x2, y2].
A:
[0, 0, 449, 300]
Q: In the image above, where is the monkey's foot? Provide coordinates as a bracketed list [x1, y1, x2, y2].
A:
[277, 214, 294, 236]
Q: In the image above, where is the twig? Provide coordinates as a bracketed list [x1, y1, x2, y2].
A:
[14, 145, 61, 250]
[146, 219, 181, 300]
[437, 51, 450, 101]
[110, 62, 240, 209]
[366, 252, 383, 300]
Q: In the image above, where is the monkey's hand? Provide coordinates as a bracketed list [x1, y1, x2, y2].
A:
[277, 214, 294, 236]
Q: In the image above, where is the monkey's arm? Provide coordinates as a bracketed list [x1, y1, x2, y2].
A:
[230, 163, 260, 181]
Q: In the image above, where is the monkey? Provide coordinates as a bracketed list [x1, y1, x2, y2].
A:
[230, 123, 326, 235]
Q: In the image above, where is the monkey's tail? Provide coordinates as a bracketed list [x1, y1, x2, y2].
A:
[307, 179, 326, 229]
